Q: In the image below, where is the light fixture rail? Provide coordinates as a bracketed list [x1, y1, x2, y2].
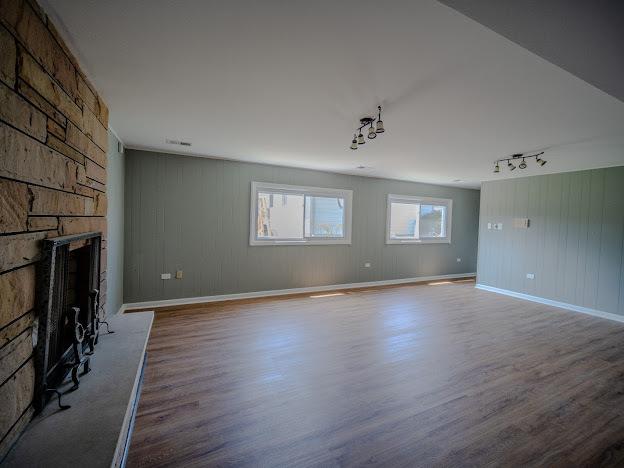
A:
[350, 106, 385, 150]
[493, 151, 546, 173]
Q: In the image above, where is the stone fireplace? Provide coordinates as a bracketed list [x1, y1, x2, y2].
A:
[0, 0, 110, 456]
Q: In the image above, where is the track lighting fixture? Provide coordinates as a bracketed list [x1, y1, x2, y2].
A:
[349, 105, 385, 149]
[493, 151, 546, 173]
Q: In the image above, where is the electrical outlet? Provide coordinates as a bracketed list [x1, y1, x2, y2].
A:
[161, 273, 171, 280]
[364, 262, 371, 268]
[456, 258, 462, 262]
[526, 273, 535, 279]
[175, 270, 183, 279]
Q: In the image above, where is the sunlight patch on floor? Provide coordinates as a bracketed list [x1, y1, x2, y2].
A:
[309, 292, 346, 298]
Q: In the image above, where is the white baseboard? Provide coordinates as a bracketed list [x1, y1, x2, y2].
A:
[122, 272, 476, 311]
[475, 284, 624, 324]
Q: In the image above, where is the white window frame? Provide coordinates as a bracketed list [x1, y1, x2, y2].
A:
[250, 181, 353, 246]
[386, 194, 452, 244]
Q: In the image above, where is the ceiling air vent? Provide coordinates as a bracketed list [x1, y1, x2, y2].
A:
[166, 139, 192, 147]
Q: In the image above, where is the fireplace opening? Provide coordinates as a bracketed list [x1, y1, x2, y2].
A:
[48, 245, 92, 383]
[34, 232, 102, 412]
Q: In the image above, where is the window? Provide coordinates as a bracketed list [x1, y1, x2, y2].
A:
[250, 182, 352, 245]
[386, 194, 452, 244]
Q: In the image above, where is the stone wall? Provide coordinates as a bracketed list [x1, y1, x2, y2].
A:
[0, 0, 109, 458]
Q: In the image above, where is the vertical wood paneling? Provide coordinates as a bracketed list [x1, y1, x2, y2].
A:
[123, 150, 480, 303]
[510, 179, 528, 292]
[477, 183, 494, 286]
[583, 170, 606, 308]
[574, 174, 591, 306]
[539, 175, 562, 299]
[478, 167, 624, 316]
[562, 172, 582, 304]
[523, 176, 540, 295]
[555, 173, 571, 298]
[493, 182, 506, 287]
[534, 176, 548, 299]
[596, 168, 624, 313]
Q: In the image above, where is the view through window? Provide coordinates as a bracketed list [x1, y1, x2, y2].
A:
[387, 195, 451, 244]
[251, 183, 352, 245]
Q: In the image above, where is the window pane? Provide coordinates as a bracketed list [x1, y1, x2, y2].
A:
[419, 204, 446, 238]
[256, 192, 304, 239]
[304, 196, 345, 238]
[389, 202, 420, 239]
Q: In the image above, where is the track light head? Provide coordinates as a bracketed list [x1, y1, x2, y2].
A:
[519, 158, 527, 169]
[368, 125, 377, 139]
[507, 160, 516, 171]
[376, 106, 385, 133]
[494, 163, 500, 173]
[536, 156, 547, 166]
[350, 134, 358, 150]
[357, 132, 365, 145]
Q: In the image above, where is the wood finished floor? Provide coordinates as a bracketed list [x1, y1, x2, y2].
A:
[127, 281, 624, 467]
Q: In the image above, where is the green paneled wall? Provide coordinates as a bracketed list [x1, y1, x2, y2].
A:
[477, 167, 624, 315]
[123, 149, 480, 303]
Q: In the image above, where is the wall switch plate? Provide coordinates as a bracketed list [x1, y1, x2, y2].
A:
[526, 273, 535, 279]
[487, 223, 492, 230]
[175, 270, 183, 279]
[456, 258, 462, 262]
[161, 273, 171, 280]
[364, 262, 371, 268]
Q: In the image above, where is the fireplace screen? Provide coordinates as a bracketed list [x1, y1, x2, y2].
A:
[34, 232, 102, 412]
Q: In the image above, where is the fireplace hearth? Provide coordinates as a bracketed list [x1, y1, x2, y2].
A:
[34, 232, 103, 412]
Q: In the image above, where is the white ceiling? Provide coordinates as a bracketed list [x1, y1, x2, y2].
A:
[439, 0, 624, 104]
[45, 0, 624, 189]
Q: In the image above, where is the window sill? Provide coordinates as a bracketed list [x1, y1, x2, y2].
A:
[250, 239, 352, 246]
[386, 238, 451, 245]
